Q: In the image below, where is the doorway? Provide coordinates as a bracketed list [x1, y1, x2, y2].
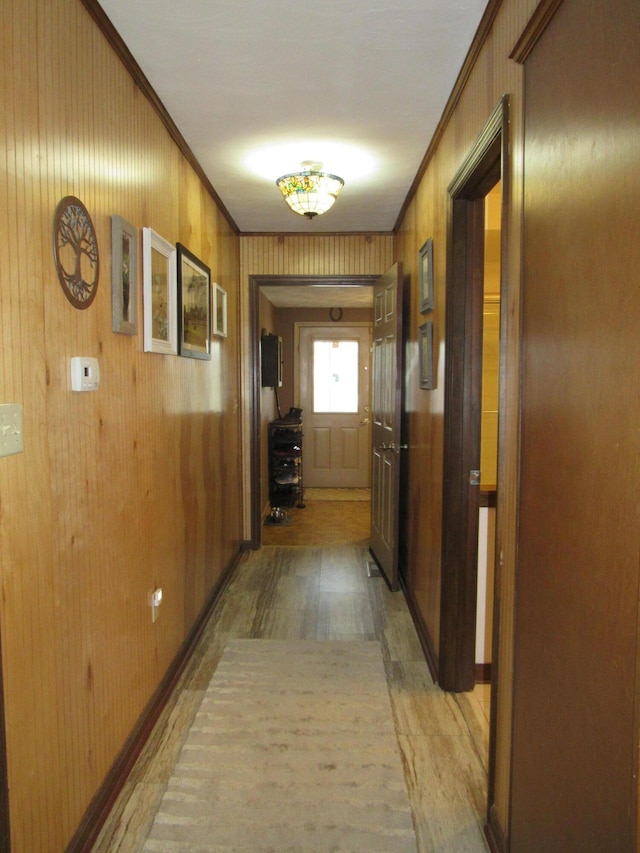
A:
[248, 275, 377, 548]
[439, 97, 508, 691]
[439, 95, 509, 829]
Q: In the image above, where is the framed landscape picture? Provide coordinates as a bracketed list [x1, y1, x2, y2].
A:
[177, 243, 211, 359]
[142, 227, 177, 355]
[213, 283, 227, 338]
[418, 237, 434, 313]
[418, 320, 434, 390]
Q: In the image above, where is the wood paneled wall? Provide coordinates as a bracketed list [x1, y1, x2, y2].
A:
[240, 234, 394, 280]
[239, 235, 393, 534]
[1, 1, 240, 849]
[394, 0, 539, 838]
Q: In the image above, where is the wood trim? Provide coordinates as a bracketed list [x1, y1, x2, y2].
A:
[448, 98, 506, 198]
[510, 0, 565, 64]
[475, 663, 492, 683]
[485, 803, 508, 853]
[400, 575, 439, 684]
[242, 231, 394, 239]
[252, 275, 379, 288]
[79, 0, 239, 234]
[479, 489, 497, 508]
[439, 193, 486, 693]
[393, 0, 505, 231]
[66, 549, 244, 853]
[0, 643, 9, 853]
[439, 96, 508, 694]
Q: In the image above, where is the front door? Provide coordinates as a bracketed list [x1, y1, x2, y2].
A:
[369, 263, 403, 590]
[298, 324, 371, 488]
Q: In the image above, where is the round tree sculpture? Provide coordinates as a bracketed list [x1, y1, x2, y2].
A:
[52, 196, 100, 309]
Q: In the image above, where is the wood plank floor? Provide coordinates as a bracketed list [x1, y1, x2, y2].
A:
[92, 499, 489, 852]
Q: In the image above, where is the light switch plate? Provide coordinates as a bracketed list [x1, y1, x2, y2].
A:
[0, 403, 24, 458]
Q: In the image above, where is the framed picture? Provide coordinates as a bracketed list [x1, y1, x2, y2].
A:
[142, 227, 177, 355]
[212, 283, 227, 337]
[419, 320, 434, 390]
[177, 244, 211, 359]
[419, 237, 434, 313]
[111, 216, 138, 335]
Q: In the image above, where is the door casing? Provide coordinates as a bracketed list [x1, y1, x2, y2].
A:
[439, 97, 510, 841]
[440, 97, 508, 691]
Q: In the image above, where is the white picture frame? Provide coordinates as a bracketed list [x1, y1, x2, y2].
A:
[212, 282, 227, 337]
[142, 227, 177, 355]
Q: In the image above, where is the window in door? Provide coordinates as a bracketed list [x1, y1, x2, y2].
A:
[313, 340, 359, 413]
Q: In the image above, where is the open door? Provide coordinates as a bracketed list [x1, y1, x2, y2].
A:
[369, 263, 403, 590]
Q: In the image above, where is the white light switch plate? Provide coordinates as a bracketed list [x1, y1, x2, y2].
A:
[0, 403, 24, 458]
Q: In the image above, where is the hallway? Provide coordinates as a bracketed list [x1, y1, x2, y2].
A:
[93, 498, 488, 851]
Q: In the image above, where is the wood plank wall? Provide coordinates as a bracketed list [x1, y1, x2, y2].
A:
[394, 0, 539, 837]
[239, 234, 394, 535]
[1, 1, 241, 848]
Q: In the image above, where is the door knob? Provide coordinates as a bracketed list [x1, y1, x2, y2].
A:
[389, 441, 408, 453]
[359, 417, 370, 425]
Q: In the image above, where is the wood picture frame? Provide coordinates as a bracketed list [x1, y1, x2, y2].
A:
[419, 320, 434, 389]
[111, 215, 138, 335]
[419, 237, 434, 313]
[142, 227, 177, 355]
[212, 283, 227, 337]
[177, 243, 211, 360]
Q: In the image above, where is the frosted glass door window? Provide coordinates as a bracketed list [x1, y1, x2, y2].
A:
[313, 340, 358, 413]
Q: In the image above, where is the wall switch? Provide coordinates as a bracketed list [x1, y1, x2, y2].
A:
[70, 357, 100, 392]
[0, 404, 24, 458]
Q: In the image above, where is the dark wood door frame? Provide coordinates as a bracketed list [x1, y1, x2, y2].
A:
[0, 640, 8, 852]
[248, 275, 377, 549]
[439, 96, 509, 693]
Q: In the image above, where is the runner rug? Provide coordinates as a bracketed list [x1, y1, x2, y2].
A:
[143, 639, 417, 852]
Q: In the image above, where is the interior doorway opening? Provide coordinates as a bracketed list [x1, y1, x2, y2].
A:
[439, 95, 510, 835]
[248, 275, 377, 548]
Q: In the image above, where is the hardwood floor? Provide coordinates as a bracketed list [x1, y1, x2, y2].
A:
[92, 498, 488, 852]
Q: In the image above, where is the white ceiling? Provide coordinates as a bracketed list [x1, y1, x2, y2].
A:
[98, 0, 489, 236]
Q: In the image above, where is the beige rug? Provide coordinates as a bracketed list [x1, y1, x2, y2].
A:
[305, 488, 371, 501]
[143, 640, 417, 852]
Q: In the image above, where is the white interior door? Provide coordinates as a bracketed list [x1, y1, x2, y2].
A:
[369, 264, 403, 589]
[298, 324, 371, 488]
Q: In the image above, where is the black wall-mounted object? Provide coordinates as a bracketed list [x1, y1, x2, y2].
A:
[261, 333, 282, 387]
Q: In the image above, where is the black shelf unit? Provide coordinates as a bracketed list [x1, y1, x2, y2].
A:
[268, 420, 305, 509]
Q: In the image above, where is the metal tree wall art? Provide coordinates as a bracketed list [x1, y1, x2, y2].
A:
[53, 196, 100, 309]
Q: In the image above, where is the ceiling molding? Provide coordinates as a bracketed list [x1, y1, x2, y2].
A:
[393, 0, 505, 232]
[80, 0, 240, 234]
[510, 0, 565, 63]
[240, 231, 394, 239]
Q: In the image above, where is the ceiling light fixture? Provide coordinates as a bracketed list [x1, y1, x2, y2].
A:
[276, 161, 344, 219]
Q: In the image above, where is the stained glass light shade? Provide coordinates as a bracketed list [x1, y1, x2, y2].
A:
[276, 169, 344, 219]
